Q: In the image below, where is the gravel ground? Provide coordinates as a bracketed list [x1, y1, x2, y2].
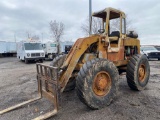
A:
[0, 57, 160, 120]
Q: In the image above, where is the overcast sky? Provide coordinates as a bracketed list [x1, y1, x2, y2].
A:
[0, 0, 160, 45]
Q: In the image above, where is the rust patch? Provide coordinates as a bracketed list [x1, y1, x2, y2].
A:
[92, 71, 111, 96]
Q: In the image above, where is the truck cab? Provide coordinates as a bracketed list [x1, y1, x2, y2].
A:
[17, 40, 45, 63]
[42, 42, 57, 59]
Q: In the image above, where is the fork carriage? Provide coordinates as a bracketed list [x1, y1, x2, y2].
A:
[0, 63, 60, 120]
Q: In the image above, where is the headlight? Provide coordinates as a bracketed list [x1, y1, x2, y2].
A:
[41, 53, 44, 56]
[27, 53, 30, 57]
[146, 53, 150, 56]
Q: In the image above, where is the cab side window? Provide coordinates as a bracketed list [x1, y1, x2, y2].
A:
[122, 18, 126, 34]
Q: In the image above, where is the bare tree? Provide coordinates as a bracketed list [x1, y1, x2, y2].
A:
[81, 15, 134, 35]
[109, 18, 120, 33]
[125, 15, 133, 31]
[49, 20, 64, 53]
[110, 14, 134, 33]
[81, 17, 103, 35]
[50, 20, 64, 42]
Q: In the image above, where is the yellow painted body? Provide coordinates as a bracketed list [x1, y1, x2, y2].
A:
[59, 7, 140, 92]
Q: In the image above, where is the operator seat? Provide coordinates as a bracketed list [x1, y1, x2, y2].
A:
[108, 31, 120, 52]
[109, 31, 120, 42]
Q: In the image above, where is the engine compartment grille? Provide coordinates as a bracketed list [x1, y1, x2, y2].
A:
[149, 52, 160, 56]
[31, 53, 40, 57]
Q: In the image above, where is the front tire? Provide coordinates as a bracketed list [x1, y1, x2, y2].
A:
[126, 54, 150, 91]
[76, 59, 119, 109]
[25, 58, 28, 64]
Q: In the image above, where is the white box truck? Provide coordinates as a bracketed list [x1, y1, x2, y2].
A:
[17, 40, 45, 64]
[6, 42, 17, 56]
[42, 42, 57, 59]
[0, 41, 7, 54]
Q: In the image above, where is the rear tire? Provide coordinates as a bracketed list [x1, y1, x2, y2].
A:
[76, 59, 119, 109]
[50, 54, 75, 92]
[126, 54, 150, 91]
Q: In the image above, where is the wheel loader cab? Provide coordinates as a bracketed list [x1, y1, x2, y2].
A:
[92, 8, 126, 54]
[92, 7, 126, 38]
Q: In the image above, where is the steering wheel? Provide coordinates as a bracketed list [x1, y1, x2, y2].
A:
[98, 29, 105, 34]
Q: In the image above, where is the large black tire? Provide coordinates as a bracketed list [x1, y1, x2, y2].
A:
[126, 54, 150, 91]
[50, 54, 67, 67]
[76, 58, 119, 109]
[50, 54, 76, 92]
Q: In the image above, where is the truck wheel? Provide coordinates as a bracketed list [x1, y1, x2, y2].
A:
[50, 54, 75, 92]
[25, 58, 28, 64]
[126, 54, 150, 91]
[158, 58, 160, 61]
[40, 59, 43, 63]
[76, 59, 119, 109]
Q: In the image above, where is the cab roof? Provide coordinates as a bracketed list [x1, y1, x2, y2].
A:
[92, 7, 125, 20]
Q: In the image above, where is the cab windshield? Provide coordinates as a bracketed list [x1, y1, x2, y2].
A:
[24, 43, 43, 50]
[92, 9, 121, 34]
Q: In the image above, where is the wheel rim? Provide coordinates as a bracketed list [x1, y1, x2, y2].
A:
[93, 71, 111, 96]
[139, 64, 146, 82]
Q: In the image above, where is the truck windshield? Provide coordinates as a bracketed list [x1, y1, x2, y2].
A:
[50, 44, 56, 47]
[141, 47, 157, 51]
[24, 43, 43, 50]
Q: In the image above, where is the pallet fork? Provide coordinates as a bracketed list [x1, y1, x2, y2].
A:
[0, 63, 60, 120]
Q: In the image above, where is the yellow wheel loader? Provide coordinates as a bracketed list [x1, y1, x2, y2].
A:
[0, 7, 150, 119]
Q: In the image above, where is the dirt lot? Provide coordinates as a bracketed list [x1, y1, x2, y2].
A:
[0, 57, 160, 120]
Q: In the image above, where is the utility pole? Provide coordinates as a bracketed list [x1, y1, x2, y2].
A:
[41, 33, 43, 42]
[14, 33, 16, 43]
[89, 0, 92, 35]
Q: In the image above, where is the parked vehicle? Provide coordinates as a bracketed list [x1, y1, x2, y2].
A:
[59, 41, 74, 54]
[141, 46, 160, 60]
[0, 41, 7, 55]
[155, 46, 160, 51]
[17, 40, 45, 63]
[0, 41, 17, 56]
[6, 42, 17, 56]
[42, 42, 57, 59]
